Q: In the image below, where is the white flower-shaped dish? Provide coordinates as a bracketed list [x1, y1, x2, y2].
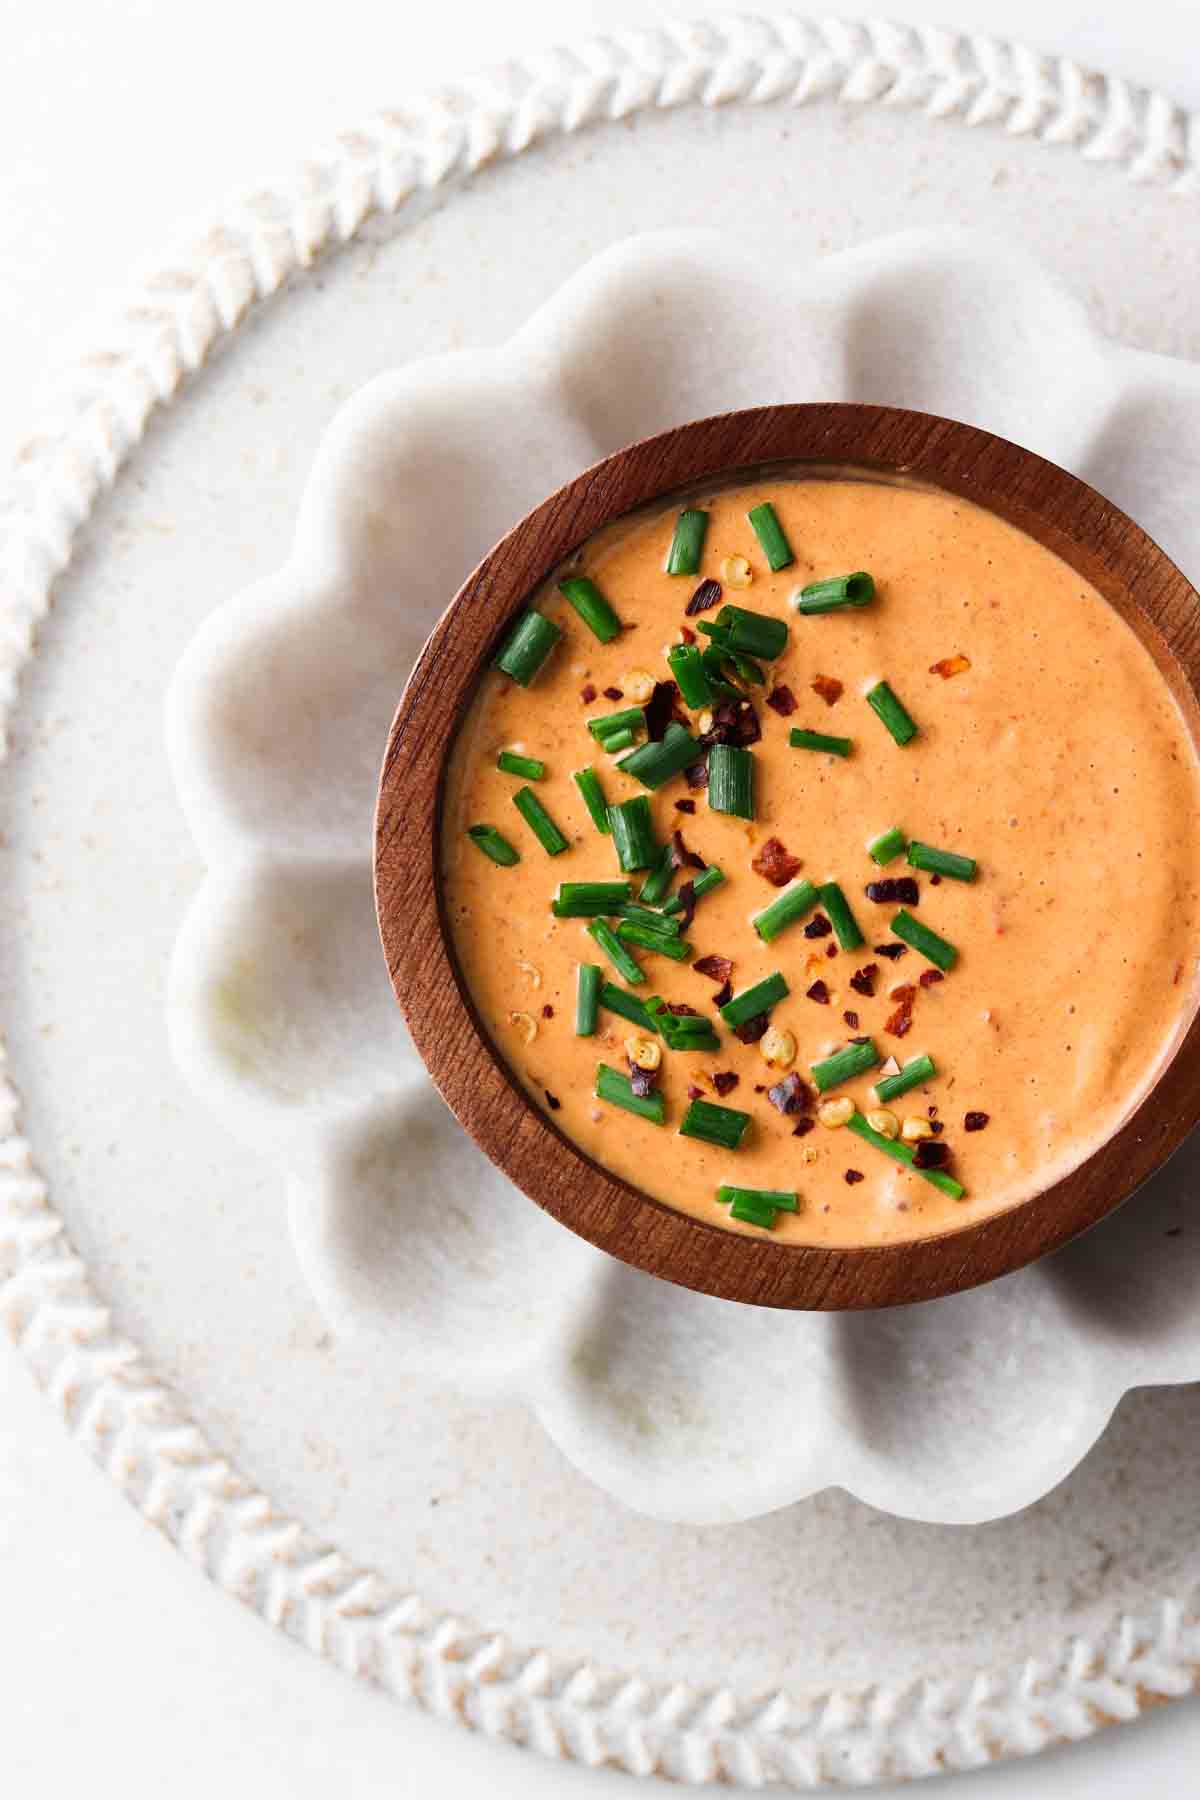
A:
[166, 227, 1200, 1527]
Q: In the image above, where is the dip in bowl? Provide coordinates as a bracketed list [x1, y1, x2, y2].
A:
[376, 405, 1200, 1308]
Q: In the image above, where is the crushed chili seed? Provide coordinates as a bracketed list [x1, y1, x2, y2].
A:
[844, 1168, 865, 1185]
[806, 980, 831, 1005]
[645, 680, 680, 742]
[734, 1012, 769, 1043]
[767, 1071, 810, 1115]
[545, 1090, 562, 1111]
[695, 954, 733, 983]
[766, 684, 798, 717]
[804, 912, 833, 939]
[712, 1070, 740, 1097]
[866, 877, 920, 906]
[964, 1111, 990, 1132]
[752, 836, 803, 887]
[812, 674, 843, 706]
[685, 760, 709, 789]
[713, 979, 733, 1008]
[875, 942, 908, 961]
[674, 798, 696, 813]
[850, 964, 879, 997]
[627, 1063, 655, 1099]
[602, 685, 624, 701]
[843, 1010, 859, 1028]
[580, 684, 597, 704]
[793, 1116, 815, 1137]
[685, 577, 722, 616]
[541, 1004, 554, 1019]
[674, 879, 697, 931]
[930, 653, 971, 679]
[919, 969, 945, 988]
[912, 1139, 951, 1169]
[680, 624, 696, 644]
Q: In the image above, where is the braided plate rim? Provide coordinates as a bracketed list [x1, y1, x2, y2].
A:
[2, 14, 1198, 1787]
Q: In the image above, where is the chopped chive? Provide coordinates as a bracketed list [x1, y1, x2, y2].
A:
[846, 1110, 965, 1200]
[616, 921, 692, 960]
[497, 749, 546, 780]
[792, 572, 875, 614]
[587, 918, 644, 984]
[747, 501, 795, 571]
[867, 826, 907, 866]
[608, 797, 657, 872]
[665, 508, 709, 576]
[588, 706, 644, 744]
[618, 903, 680, 937]
[720, 972, 789, 1028]
[667, 642, 715, 709]
[907, 841, 978, 882]
[551, 881, 631, 918]
[866, 680, 918, 746]
[647, 1012, 721, 1053]
[595, 1062, 665, 1124]
[598, 982, 658, 1033]
[717, 1185, 799, 1212]
[818, 881, 863, 951]
[558, 575, 621, 643]
[576, 963, 601, 1036]
[729, 650, 765, 687]
[789, 728, 852, 758]
[663, 865, 725, 914]
[617, 721, 701, 791]
[699, 622, 769, 689]
[601, 727, 636, 753]
[708, 743, 755, 819]
[512, 786, 569, 856]
[811, 1039, 880, 1093]
[679, 1097, 750, 1149]
[494, 610, 561, 686]
[573, 767, 611, 834]
[892, 908, 958, 971]
[752, 878, 818, 944]
[875, 1054, 936, 1103]
[729, 1195, 777, 1228]
[465, 824, 520, 866]
[712, 604, 788, 661]
[637, 843, 677, 906]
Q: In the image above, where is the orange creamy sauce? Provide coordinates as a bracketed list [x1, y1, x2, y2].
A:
[442, 479, 1200, 1246]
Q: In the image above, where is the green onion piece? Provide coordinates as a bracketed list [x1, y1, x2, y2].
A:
[752, 878, 818, 944]
[557, 575, 621, 643]
[665, 508, 709, 576]
[494, 610, 562, 686]
[598, 982, 658, 1033]
[573, 767, 611, 834]
[699, 643, 743, 700]
[600, 727, 636, 753]
[720, 971, 789, 1028]
[616, 921, 692, 961]
[595, 1062, 665, 1124]
[576, 963, 601, 1036]
[907, 841, 978, 883]
[792, 572, 875, 615]
[512, 786, 569, 856]
[891, 908, 958, 971]
[637, 842, 676, 907]
[867, 826, 907, 866]
[747, 501, 795, 571]
[587, 918, 644, 984]
[730, 651, 765, 687]
[617, 721, 701, 791]
[713, 604, 788, 661]
[618, 903, 680, 937]
[818, 881, 864, 951]
[551, 881, 631, 918]
[496, 749, 546, 780]
[866, 680, 918, 746]
[811, 1039, 880, 1094]
[644, 997, 721, 1051]
[789, 728, 852, 759]
[729, 1194, 777, 1228]
[846, 1110, 965, 1200]
[698, 623, 768, 688]
[465, 824, 520, 866]
[608, 797, 657, 872]
[588, 706, 644, 744]
[680, 1097, 750, 1149]
[717, 1185, 799, 1213]
[875, 1053, 936, 1103]
[667, 642, 715, 709]
[708, 743, 754, 819]
[663, 864, 725, 914]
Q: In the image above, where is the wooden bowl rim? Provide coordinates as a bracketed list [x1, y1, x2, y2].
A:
[375, 403, 1200, 1310]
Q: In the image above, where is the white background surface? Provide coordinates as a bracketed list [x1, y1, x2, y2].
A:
[2, 2, 1199, 1795]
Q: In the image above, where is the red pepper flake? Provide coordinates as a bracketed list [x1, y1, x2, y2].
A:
[712, 1070, 740, 1097]
[930, 1120, 945, 1135]
[541, 1004, 554, 1019]
[884, 1003, 914, 1038]
[919, 969, 945, 988]
[964, 1111, 990, 1132]
[912, 1139, 951, 1169]
[930, 654, 971, 679]
[672, 829, 706, 871]
[793, 1116, 815, 1137]
[666, 1001, 700, 1016]
[826, 942, 837, 958]
[843, 1010, 859, 1028]
[889, 984, 916, 1003]
[812, 674, 843, 707]
[695, 954, 733, 984]
[645, 680, 680, 742]
[874, 942, 908, 961]
[674, 878, 697, 931]
[674, 798, 696, 814]
[930, 874, 942, 886]
[680, 624, 697, 644]
[580, 684, 597, 704]
[602, 685, 624, 701]
[866, 878, 920, 906]
[686, 1084, 704, 1101]
[713, 979, 733, 1009]
[685, 577, 722, 616]
[806, 980, 831, 1005]
[766, 684, 798, 717]
[734, 701, 762, 748]
[849, 1036, 871, 1045]
[627, 1062, 656, 1099]
[734, 1012, 769, 1043]
[849, 964, 879, 997]
[767, 1072, 810, 1116]
[1174, 961, 1184, 986]
[545, 1090, 562, 1111]
[685, 760, 709, 790]
[844, 1168, 865, 1186]
[928, 1105, 939, 1117]
[803, 912, 833, 939]
[752, 836, 803, 887]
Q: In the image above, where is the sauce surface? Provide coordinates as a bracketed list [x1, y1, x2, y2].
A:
[442, 478, 1200, 1245]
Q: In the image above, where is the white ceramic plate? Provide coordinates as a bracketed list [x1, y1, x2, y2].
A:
[4, 16, 1200, 1786]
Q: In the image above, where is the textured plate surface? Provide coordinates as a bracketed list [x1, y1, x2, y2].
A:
[3, 16, 1200, 1787]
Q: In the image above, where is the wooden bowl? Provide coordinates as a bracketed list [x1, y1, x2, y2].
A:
[375, 404, 1200, 1309]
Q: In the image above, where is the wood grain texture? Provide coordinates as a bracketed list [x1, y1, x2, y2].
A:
[375, 404, 1200, 1310]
